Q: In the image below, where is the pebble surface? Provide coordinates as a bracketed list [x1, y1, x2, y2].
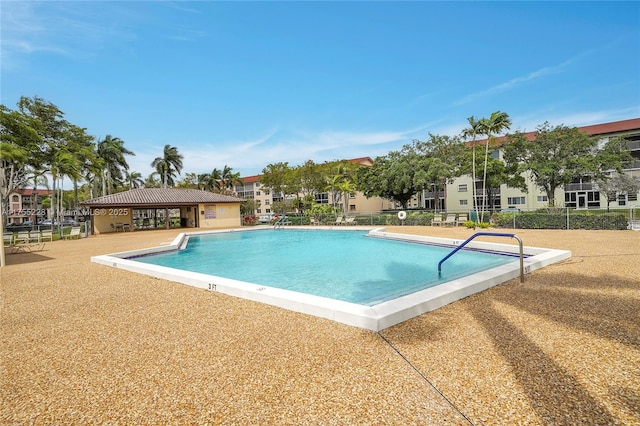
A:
[2, 227, 638, 425]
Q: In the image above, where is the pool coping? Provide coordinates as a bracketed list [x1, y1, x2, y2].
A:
[91, 227, 571, 331]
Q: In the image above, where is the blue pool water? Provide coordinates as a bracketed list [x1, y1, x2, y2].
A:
[134, 230, 515, 306]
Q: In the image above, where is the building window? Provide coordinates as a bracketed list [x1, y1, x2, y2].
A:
[257, 209, 262, 214]
[265, 200, 270, 205]
[256, 191, 261, 196]
[315, 193, 329, 204]
[256, 183, 260, 187]
[459, 199, 468, 206]
[537, 195, 548, 203]
[507, 197, 525, 205]
[349, 193, 356, 198]
[12, 195, 19, 202]
[349, 204, 356, 211]
[264, 190, 270, 195]
[618, 194, 627, 206]
[458, 184, 468, 192]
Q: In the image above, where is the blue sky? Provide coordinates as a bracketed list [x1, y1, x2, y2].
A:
[2, 1, 639, 181]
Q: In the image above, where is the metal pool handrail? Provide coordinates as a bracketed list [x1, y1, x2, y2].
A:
[438, 232, 524, 283]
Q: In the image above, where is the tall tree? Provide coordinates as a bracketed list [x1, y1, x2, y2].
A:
[0, 105, 39, 215]
[17, 96, 73, 226]
[260, 162, 294, 206]
[323, 161, 358, 214]
[125, 171, 144, 189]
[595, 172, 640, 211]
[151, 144, 183, 188]
[503, 122, 602, 207]
[411, 134, 467, 212]
[478, 111, 511, 220]
[462, 116, 483, 217]
[220, 165, 243, 192]
[66, 124, 96, 210]
[198, 168, 223, 191]
[297, 160, 326, 198]
[357, 150, 421, 209]
[96, 135, 134, 196]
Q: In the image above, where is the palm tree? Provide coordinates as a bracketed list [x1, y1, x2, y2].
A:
[462, 116, 482, 222]
[478, 111, 511, 221]
[151, 145, 183, 188]
[49, 150, 81, 228]
[66, 124, 96, 211]
[199, 168, 223, 191]
[221, 165, 243, 192]
[126, 171, 144, 189]
[96, 135, 134, 196]
[337, 180, 357, 214]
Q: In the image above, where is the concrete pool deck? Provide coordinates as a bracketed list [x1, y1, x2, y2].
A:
[2, 227, 639, 424]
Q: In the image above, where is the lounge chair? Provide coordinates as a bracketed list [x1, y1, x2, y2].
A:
[6, 231, 45, 253]
[431, 215, 443, 226]
[310, 217, 322, 226]
[334, 216, 344, 225]
[443, 214, 457, 226]
[65, 226, 81, 240]
[15, 230, 31, 244]
[456, 214, 468, 226]
[40, 229, 53, 242]
[344, 216, 357, 225]
[3, 233, 14, 246]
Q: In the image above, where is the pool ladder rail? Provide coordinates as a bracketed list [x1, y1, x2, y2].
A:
[273, 216, 292, 229]
[438, 232, 525, 283]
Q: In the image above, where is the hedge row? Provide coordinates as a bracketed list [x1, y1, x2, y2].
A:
[492, 212, 628, 230]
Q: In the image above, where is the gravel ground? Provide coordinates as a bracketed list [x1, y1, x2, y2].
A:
[1, 226, 638, 425]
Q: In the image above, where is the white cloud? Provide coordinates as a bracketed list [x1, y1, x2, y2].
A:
[126, 123, 440, 179]
[450, 51, 591, 107]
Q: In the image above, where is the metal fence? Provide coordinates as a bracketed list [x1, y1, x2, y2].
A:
[301, 207, 640, 230]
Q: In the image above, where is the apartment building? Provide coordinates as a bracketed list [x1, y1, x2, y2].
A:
[6, 188, 53, 225]
[237, 118, 639, 215]
[237, 157, 395, 215]
[428, 118, 640, 212]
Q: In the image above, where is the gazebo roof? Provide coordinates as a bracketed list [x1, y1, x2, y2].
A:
[81, 188, 245, 207]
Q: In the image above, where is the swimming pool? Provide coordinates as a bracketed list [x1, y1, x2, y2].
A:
[92, 227, 571, 331]
[133, 230, 515, 306]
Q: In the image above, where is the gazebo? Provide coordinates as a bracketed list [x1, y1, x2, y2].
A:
[80, 188, 245, 234]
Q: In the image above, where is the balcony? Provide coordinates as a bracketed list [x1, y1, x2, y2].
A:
[628, 140, 640, 151]
[564, 183, 595, 191]
[624, 160, 640, 170]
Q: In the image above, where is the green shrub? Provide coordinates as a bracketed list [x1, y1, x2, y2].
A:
[492, 211, 628, 230]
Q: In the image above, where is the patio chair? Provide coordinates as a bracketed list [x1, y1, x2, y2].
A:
[456, 214, 468, 226]
[443, 214, 457, 226]
[310, 217, 322, 226]
[431, 215, 443, 226]
[65, 226, 81, 240]
[15, 230, 31, 244]
[3, 233, 14, 246]
[40, 229, 53, 242]
[7, 231, 45, 253]
[344, 216, 357, 225]
[334, 216, 344, 225]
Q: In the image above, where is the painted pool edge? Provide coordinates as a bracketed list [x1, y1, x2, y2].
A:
[91, 227, 571, 331]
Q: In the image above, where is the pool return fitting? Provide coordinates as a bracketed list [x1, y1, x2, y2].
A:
[438, 232, 525, 283]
